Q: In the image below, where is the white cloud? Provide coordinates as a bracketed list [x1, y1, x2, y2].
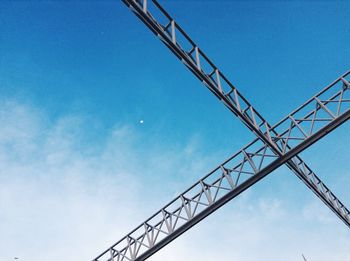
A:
[0, 100, 349, 261]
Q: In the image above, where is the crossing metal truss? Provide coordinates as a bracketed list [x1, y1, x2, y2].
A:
[94, 72, 349, 261]
[93, 0, 350, 260]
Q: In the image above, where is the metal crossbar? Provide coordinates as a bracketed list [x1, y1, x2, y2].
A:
[122, 0, 348, 157]
[93, 72, 349, 261]
[92, 0, 350, 260]
[121, 0, 350, 230]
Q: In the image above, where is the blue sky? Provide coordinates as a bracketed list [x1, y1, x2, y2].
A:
[0, 1, 349, 260]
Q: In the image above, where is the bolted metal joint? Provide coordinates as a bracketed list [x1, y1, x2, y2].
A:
[341, 77, 350, 90]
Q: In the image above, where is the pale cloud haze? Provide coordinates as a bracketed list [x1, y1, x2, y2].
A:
[0, 100, 349, 261]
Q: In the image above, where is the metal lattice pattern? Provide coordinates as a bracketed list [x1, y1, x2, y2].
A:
[122, 0, 348, 155]
[92, 1, 350, 260]
[270, 76, 350, 154]
[121, 0, 350, 229]
[93, 73, 350, 261]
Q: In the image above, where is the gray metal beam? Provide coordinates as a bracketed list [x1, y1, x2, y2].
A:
[93, 72, 350, 260]
[91, 1, 350, 260]
[121, 0, 350, 229]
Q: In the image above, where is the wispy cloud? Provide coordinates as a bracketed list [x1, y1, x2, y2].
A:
[0, 100, 349, 261]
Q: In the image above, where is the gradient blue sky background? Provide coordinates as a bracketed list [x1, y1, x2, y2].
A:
[0, 1, 349, 260]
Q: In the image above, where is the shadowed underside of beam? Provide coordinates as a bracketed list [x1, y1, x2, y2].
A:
[92, 1, 350, 260]
[94, 68, 349, 261]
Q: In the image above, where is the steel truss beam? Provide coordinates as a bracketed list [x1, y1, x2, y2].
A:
[121, 0, 350, 227]
[92, 1, 350, 260]
[119, 0, 350, 223]
[123, 0, 350, 223]
[93, 66, 350, 261]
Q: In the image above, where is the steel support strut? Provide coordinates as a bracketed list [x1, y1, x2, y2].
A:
[91, 1, 350, 260]
[93, 72, 350, 261]
[121, 0, 350, 228]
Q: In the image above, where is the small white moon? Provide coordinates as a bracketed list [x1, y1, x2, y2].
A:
[139, 120, 144, 124]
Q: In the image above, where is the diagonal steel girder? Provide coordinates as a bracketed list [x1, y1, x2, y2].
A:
[93, 72, 350, 261]
[92, 1, 350, 260]
[122, 0, 350, 227]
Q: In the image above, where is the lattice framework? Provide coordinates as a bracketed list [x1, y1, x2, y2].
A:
[93, 1, 350, 260]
